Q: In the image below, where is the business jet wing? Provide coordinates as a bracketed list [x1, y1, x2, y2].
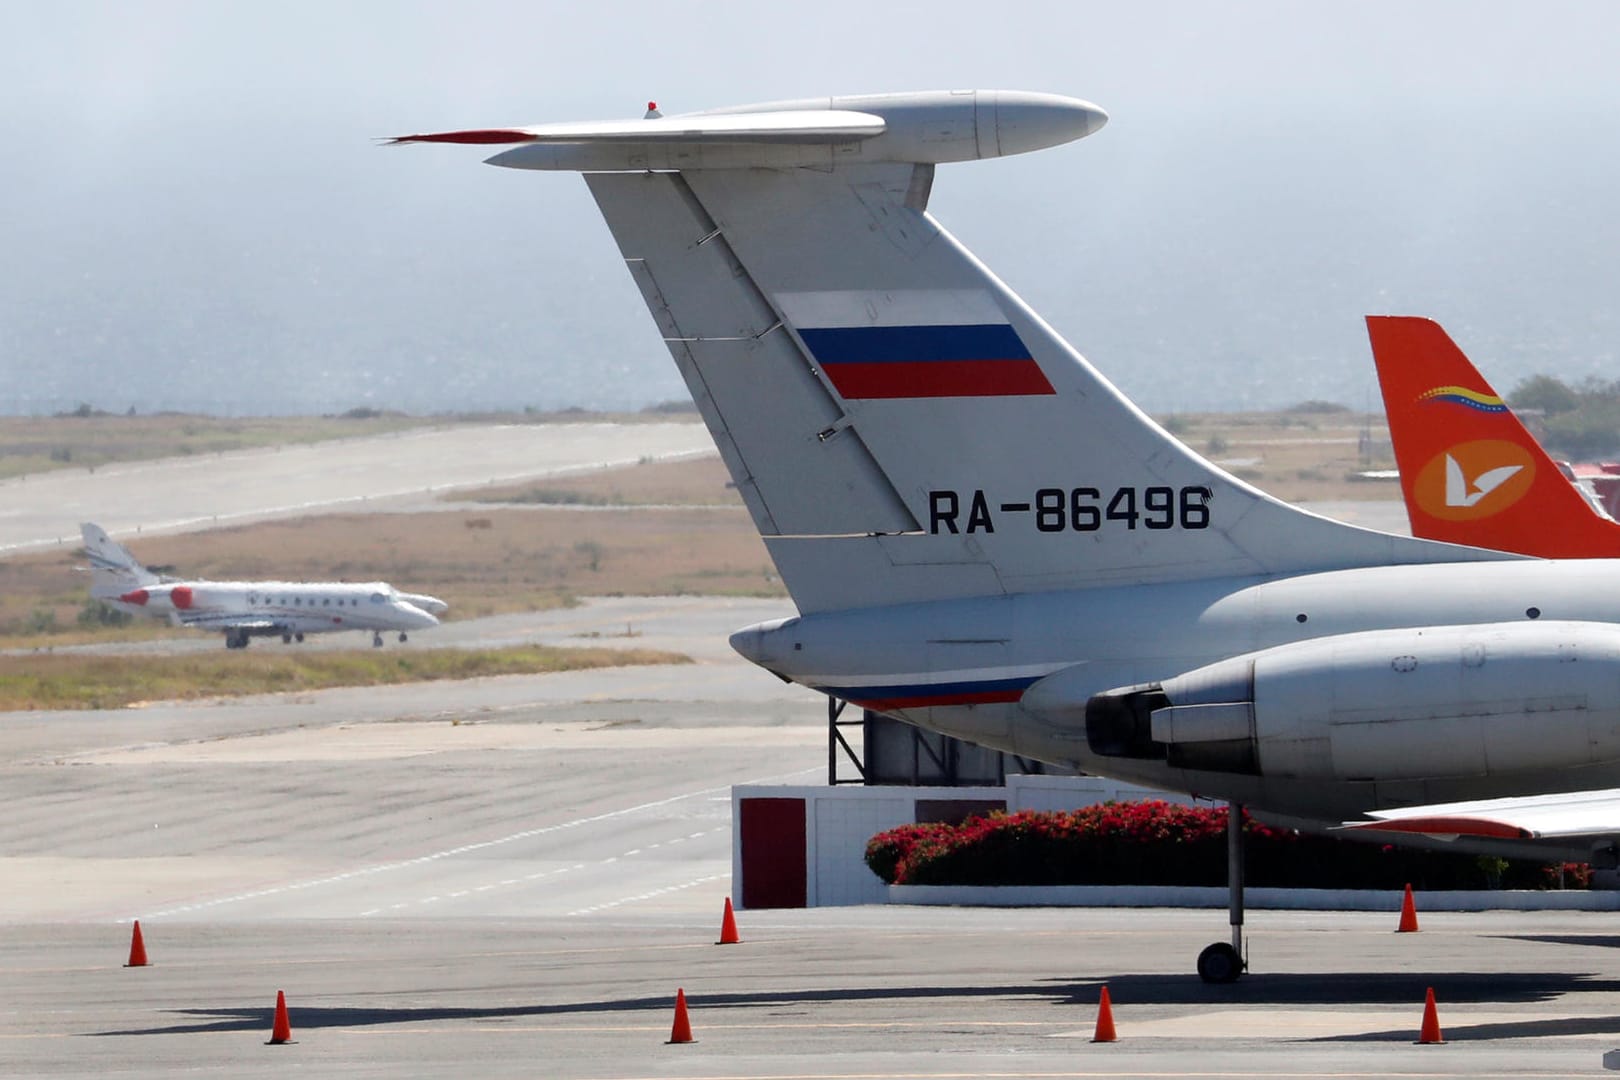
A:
[1345, 788, 1620, 841]
[1367, 315, 1620, 557]
[174, 613, 284, 632]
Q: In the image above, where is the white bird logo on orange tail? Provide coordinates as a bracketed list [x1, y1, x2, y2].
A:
[1444, 453, 1524, 508]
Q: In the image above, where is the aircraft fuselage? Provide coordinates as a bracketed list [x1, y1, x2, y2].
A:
[109, 581, 440, 637]
[732, 558, 1620, 823]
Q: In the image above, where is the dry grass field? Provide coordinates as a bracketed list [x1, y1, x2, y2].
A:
[468, 452, 743, 507]
[0, 412, 439, 481]
[0, 407, 1398, 707]
[0, 645, 688, 712]
[1161, 407, 1398, 503]
[0, 408, 1394, 649]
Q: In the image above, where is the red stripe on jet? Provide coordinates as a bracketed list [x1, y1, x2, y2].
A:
[851, 688, 1028, 711]
[822, 360, 1055, 399]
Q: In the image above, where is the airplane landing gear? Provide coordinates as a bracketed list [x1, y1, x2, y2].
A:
[373, 632, 384, 648]
[1197, 941, 1243, 984]
[226, 630, 250, 650]
[295, 632, 304, 642]
[282, 633, 292, 644]
[1198, 802, 1247, 984]
[398, 632, 408, 643]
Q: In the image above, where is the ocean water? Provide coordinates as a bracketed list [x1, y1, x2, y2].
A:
[7, 111, 1619, 418]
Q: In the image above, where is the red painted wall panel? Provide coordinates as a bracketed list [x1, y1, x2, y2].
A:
[739, 797, 807, 909]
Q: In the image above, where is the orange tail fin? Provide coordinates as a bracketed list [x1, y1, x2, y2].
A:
[1366, 315, 1619, 558]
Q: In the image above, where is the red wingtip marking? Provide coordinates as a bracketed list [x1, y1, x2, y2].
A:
[1348, 816, 1530, 840]
[387, 129, 538, 146]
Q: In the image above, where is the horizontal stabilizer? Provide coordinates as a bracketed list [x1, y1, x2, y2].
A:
[388, 110, 886, 147]
[392, 91, 1106, 172]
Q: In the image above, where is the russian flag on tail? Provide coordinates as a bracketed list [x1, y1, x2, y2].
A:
[777, 289, 1055, 400]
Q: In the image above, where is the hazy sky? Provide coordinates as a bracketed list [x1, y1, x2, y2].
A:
[6, 2, 1620, 414]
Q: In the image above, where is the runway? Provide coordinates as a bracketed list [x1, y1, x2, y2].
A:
[0, 420, 714, 554]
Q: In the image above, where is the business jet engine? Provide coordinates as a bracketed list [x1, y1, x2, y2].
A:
[1022, 621, 1620, 781]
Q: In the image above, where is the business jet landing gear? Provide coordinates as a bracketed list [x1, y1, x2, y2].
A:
[373, 632, 384, 648]
[225, 629, 251, 650]
[282, 633, 292, 644]
[398, 632, 408, 643]
[295, 632, 304, 642]
[1197, 802, 1247, 984]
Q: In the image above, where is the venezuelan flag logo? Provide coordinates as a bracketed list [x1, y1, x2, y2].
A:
[1418, 385, 1509, 413]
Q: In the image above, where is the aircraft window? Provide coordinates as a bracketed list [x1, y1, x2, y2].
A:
[295, 597, 302, 606]
[371, 593, 386, 604]
[322, 598, 330, 606]
[1527, 606, 1542, 619]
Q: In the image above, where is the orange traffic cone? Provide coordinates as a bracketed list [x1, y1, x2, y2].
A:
[1417, 986, 1443, 1044]
[1397, 884, 1420, 933]
[125, 921, 149, 968]
[667, 988, 694, 1044]
[1091, 985, 1117, 1043]
[717, 897, 740, 945]
[266, 990, 293, 1045]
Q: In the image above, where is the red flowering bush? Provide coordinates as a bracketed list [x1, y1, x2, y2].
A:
[865, 800, 1586, 890]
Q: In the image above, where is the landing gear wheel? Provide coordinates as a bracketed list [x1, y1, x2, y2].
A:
[282, 633, 292, 644]
[1197, 942, 1243, 984]
[295, 632, 304, 643]
[398, 632, 408, 643]
[373, 632, 384, 648]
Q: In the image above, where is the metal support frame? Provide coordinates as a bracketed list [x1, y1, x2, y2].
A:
[827, 696, 867, 784]
[1227, 801, 1245, 958]
[826, 696, 1058, 786]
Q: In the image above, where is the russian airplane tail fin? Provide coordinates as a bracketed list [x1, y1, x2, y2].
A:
[80, 523, 160, 597]
[1366, 316, 1620, 558]
[408, 92, 1506, 613]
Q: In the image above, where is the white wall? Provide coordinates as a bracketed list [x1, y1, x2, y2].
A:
[733, 775, 1181, 908]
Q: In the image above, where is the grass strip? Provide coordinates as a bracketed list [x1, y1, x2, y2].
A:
[0, 645, 691, 712]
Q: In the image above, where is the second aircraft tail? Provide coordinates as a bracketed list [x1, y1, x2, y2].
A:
[1367, 315, 1620, 558]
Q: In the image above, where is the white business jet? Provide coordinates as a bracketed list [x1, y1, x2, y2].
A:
[82, 522, 445, 649]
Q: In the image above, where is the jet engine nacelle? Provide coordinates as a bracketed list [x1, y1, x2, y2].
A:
[1058, 621, 1620, 781]
[116, 584, 194, 613]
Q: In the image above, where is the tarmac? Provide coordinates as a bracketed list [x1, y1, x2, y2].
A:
[8, 593, 1620, 1078]
[12, 427, 1619, 1078]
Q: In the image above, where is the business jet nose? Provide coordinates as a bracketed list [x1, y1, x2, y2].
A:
[400, 592, 448, 616]
[398, 601, 440, 629]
